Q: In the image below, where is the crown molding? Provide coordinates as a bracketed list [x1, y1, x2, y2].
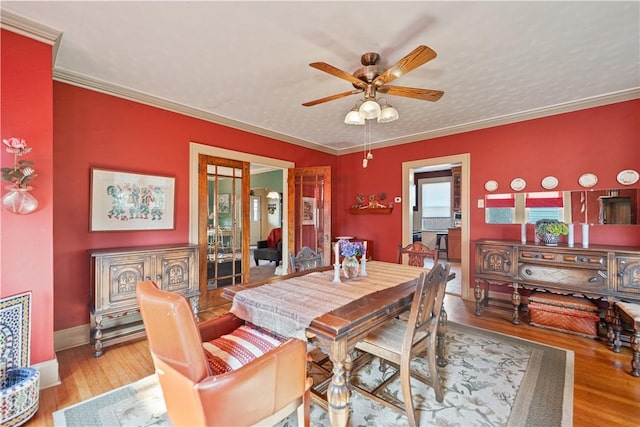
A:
[338, 87, 640, 155]
[52, 66, 639, 157]
[52, 68, 337, 155]
[0, 9, 62, 65]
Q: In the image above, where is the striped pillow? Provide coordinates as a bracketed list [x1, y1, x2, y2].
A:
[202, 325, 286, 375]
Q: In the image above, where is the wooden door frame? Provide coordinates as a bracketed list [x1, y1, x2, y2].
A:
[402, 154, 471, 301]
[189, 143, 294, 291]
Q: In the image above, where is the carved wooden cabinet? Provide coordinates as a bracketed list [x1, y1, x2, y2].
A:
[90, 244, 199, 356]
[474, 240, 640, 325]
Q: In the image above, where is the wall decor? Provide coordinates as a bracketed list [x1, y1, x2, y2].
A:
[217, 193, 230, 214]
[510, 178, 526, 191]
[302, 197, 316, 225]
[90, 168, 175, 231]
[541, 176, 558, 190]
[578, 172, 598, 188]
[617, 169, 639, 186]
[484, 180, 498, 192]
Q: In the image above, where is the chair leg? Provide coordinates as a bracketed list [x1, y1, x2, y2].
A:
[400, 352, 418, 427]
[428, 333, 444, 403]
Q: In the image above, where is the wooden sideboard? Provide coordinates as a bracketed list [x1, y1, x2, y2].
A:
[90, 244, 200, 356]
[474, 240, 640, 325]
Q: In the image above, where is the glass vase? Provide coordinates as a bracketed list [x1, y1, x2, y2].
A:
[342, 256, 360, 279]
[2, 185, 38, 214]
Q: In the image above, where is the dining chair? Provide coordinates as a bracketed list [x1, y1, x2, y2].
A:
[352, 263, 450, 427]
[398, 241, 439, 267]
[289, 246, 324, 272]
[136, 280, 312, 427]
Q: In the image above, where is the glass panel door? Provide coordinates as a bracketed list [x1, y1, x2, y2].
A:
[199, 155, 249, 310]
[287, 166, 332, 270]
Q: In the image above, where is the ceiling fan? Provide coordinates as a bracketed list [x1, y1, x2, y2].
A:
[302, 45, 444, 107]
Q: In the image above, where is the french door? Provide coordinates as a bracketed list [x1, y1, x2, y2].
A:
[198, 154, 250, 309]
[287, 166, 332, 268]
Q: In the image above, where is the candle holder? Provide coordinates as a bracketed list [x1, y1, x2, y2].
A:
[332, 263, 342, 283]
[360, 257, 368, 276]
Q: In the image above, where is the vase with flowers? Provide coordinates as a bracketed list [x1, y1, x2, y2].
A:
[338, 239, 365, 279]
[1, 137, 38, 214]
[535, 219, 569, 246]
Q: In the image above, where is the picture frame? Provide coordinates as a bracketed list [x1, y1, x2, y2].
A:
[217, 193, 230, 214]
[90, 168, 176, 231]
[302, 197, 316, 225]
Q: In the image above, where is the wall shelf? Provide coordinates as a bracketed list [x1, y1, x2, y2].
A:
[350, 207, 393, 215]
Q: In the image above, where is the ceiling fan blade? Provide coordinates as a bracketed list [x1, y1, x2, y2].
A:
[309, 62, 368, 89]
[378, 85, 444, 102]
[302, 90, 361, 107]
[373, 45, 437, 86]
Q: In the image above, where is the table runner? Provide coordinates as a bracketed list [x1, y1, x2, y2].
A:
[230, 261, 425, 340]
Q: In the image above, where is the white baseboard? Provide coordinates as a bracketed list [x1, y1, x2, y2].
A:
[54, 323, 90, 352]
[32, 357, 60, 389]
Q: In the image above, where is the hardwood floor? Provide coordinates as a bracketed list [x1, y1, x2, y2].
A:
[33, 298, 639, 426]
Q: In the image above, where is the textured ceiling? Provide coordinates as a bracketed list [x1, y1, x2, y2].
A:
[2, 1, 639, 154]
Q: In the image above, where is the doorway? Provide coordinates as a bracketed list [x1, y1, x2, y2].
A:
[402, 154, 470, 300]
[189, 143, 294, 310]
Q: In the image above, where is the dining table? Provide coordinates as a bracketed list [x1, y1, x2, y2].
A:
[222, 260, 454, 427]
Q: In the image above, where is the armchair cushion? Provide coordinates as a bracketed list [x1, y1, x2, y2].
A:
[203, 324, 286, 374]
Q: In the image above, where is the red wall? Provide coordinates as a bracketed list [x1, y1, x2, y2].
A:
[333, 100, 640, 264]
[53, 83, 336, 330]
[1, 30, 55, 364]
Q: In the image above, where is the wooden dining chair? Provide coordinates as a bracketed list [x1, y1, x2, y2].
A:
[352, 263, 450, 427]
[289, 246, 323, 272]
[398, 241, 439, 267]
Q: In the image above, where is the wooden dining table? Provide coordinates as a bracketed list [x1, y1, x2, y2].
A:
[222, 260, 454, 427]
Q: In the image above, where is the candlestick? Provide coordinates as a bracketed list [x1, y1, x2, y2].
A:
[332, 262, 342, 283]
[520, 223, 527, 244]
[363, 241, 368, 259]
[360, 258, 367, 277]
[567, 223, 574, 247]
[334, 242, 340, 265]
[581, 223, 589, 248]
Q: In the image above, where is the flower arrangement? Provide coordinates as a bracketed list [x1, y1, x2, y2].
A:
[535, 219, 569, 236]
[1, 138, 36, 188]
[339, 239, 365, 257]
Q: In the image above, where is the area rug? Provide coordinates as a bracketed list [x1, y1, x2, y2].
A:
[52, 323, 573, 427]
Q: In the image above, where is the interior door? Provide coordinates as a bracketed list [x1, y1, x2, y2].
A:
[198, 154, 250, 309]
[287, 166, 332, 271]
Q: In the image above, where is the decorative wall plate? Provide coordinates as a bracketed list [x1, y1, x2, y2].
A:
[616, 169, 639, 186]
[578, 173, 598, 188]
[510, 178, 526, 191]
[484, 180, 498, 192]
[541, 176, 558, 190]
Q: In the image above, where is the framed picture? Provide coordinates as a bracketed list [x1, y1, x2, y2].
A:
[302, 197, 316, 225]
[90, 168, 176, 231]
[217, 193, 230, 214]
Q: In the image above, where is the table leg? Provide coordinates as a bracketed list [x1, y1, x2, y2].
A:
[474, 280, 483, 315]
[327, 337, 350, 427]
[510, 284, 521, 325]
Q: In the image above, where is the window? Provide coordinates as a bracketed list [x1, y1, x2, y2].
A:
[525, 192, 564, 223]
[420, 179, 451, 230]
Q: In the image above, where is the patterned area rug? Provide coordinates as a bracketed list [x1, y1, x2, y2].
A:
[52, 323, 573, 427]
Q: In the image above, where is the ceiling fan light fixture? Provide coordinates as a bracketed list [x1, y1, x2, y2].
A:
[344, 107, 365, 125]
[359, 99, 381, 120]
[377, 104, 399, 123]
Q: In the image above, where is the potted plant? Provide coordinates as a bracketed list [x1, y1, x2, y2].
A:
[535, 219, 569, 246]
